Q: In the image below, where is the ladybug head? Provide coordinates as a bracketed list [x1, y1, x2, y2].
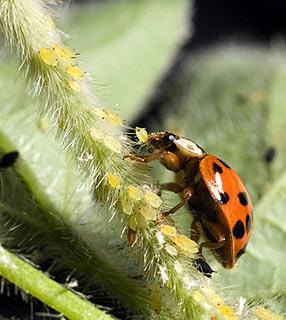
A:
[147, 132, 178, 150]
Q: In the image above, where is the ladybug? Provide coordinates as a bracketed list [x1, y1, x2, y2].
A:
[125, 132, 253, 268]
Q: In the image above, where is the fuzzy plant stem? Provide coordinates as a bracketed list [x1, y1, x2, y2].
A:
[0, 245, 113, 320]
[0, 128, 152, 316]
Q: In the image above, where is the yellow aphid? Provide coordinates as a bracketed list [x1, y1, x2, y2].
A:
[193, 291, 205, 304]
[173, 235, 197, 256]
[107, 173, 121, 188]
[92, 107, 106, 119]
[135, 127, 148, 143]
[139, 204, 156, 220]
[164, 244, 177, 256]
[216, 303, 237, 320]
[104, 136, 121, 153]
[129, 214, 145, 231]
[105, 111, 123, 126]
[144, 191, 162, 208]
[69, 80, 81, 92]
[129, 215, 138, 231]
[66, 65, 85, 79]
[160, 225, 177, 238]
[53, 44, 76, 62]
[38, 48, 57, 66]
[252, 307, 283, 320]
[121, 198, 133, 215]
[151, 285, 162, 314]
[37, 118, 49, 132]
[89, 127, 104, 140]
[127, 185, 142, 201]
[206, 290, 223, 304]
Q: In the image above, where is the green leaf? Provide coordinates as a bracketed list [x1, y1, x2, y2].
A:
[63, 0, 187, 120]
[0, 59, 89, 215]
[268, 64, 286, 179]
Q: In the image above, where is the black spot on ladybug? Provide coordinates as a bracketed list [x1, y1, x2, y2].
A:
[236, 245, 247, 260]
[238, 192, 248, 206]
[246, 214, 251, 233]
[213, 162, 223, 173]
[218, 158, 231, 169]
[219, 192, 229, 204]
[194, 258, 215, 278]
[232, 220, 245, 239]
[264, 146, 276, 163]
[0, 151, 19, 168]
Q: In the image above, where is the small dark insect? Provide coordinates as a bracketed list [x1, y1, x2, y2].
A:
[264, 146, 276, 163]
[0, 151, 19, 168]
[193, 258, 215, 278]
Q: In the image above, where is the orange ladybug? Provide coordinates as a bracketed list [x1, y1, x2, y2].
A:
[126, 132, 253, 268]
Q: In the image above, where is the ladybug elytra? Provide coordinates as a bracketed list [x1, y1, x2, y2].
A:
[126, 132, 253, 268]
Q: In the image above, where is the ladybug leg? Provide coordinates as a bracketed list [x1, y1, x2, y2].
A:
[199, 241, 225, 253]
[124, 151, 165, 162]
[158, 187, 193, 220]
[190, 219, 217, 271]
[124, 151, 181, 172]
[202, 220, 226, 243]
[190, 216, 202, 243]
[199, 220, 226, 253]
[159, 182, 183, 193]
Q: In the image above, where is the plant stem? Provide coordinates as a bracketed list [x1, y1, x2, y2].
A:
[0, 129, 152, 315]
[0, 245, 114, 320]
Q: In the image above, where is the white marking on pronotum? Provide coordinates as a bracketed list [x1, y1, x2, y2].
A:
[175, 138, 204, 156]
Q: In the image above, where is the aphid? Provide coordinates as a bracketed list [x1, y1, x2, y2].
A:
[0, 151, 19, 168]
[125, 132, 253, 268]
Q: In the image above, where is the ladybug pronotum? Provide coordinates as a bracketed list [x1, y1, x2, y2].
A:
[125, 132, 253, 268]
